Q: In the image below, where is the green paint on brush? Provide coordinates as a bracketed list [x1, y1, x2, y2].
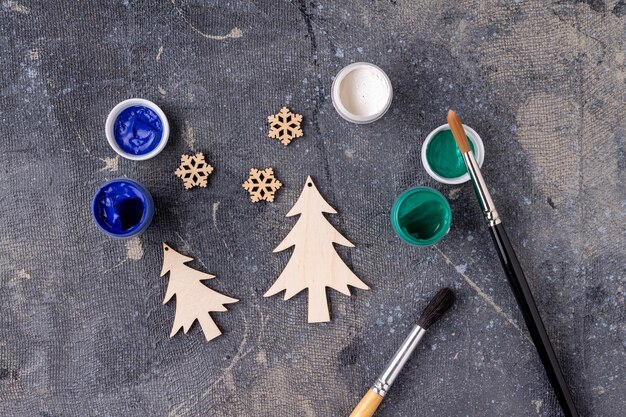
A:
[426, 129, 475, 178]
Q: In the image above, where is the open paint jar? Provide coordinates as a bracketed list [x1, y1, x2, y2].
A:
[105, 98, 169, 161]
[421, 123, 484, 184]
[331, 62, 393, 124]
[92, 178, 154, 239]
[390, 187, 452, 246]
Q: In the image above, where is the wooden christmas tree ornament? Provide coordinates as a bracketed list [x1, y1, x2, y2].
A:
[267, 106, 303, 146]
[175, 152, 214, 189]
[264, 176, 369, 323]
[160, 243, 238, 341]
[242, 167, 283, 203]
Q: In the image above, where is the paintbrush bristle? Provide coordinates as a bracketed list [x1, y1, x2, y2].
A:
[417, 288, 455, 330]
[447, 110, 471, 154]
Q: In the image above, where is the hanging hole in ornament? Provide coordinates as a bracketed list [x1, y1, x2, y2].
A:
[307, 182, 312, 187]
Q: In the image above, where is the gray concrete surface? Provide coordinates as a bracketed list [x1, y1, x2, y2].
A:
[1, 1, 625, 416]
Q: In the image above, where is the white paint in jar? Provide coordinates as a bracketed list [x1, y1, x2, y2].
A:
[332, 62, 393, 124]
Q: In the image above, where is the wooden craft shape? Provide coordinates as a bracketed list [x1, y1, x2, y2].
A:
[160, 243, 238, 341]
[242, 167, 283, 202]
[267, 106, 303, 146]
[175, 152, 214, 189]
[264, 176, 369, 323]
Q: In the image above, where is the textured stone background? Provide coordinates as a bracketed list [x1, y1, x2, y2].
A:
[1, 1, 624, 416]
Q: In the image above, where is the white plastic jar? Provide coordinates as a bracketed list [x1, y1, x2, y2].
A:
[331, 62, 393, 124]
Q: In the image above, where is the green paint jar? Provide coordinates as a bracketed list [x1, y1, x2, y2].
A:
[421, 124, 484, 184]
[390, 187, 452, 246]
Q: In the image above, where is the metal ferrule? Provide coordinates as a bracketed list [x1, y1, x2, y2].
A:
[371, 325, 427, 397]
[371, 379, 390, 397]
[463, 151, 501, 227]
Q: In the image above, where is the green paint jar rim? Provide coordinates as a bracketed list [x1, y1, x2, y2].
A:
[390, 187, 452, 246]
[421, 123, 485, 185]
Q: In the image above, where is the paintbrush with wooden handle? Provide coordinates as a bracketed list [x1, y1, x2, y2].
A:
[349, 288, 455, 417]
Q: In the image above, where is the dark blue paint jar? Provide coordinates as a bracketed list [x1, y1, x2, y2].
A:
[92, 178, 154, 238]
[105, 98, 169, 161]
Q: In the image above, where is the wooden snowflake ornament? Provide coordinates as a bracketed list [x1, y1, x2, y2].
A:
[242, 168, 282, 202]
[267, 106, 303, 146]
[160, 243, 238, 341]
[264, 176, 369, 323]
[175, 153, 214, 189]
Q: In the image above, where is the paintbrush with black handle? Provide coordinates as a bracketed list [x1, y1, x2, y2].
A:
[350, 288, 455, 417]
[447, 110, 579, 417]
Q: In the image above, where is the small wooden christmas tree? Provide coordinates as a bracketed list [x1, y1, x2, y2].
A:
[264, 176, 369, 323]
[160, 243, 238, 341]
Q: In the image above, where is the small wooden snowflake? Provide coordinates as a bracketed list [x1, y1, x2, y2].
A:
[267, 106, 303, 146]
[242, 168, 282, 202]
[175, 153, 214, 190]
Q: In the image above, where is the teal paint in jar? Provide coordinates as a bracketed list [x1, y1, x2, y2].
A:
[390, 187, 452, 246]
[421, 124, 484, 185]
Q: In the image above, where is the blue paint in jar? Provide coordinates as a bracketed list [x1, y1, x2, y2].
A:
[113, 105, 163, 156]
[92, 179, 154, 238]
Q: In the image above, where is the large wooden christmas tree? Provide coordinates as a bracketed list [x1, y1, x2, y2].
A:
[264, 176, 369, 323]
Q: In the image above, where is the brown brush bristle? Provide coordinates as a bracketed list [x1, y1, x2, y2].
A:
[447, 110, 471, 154]
[417, 288, 455, 330]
